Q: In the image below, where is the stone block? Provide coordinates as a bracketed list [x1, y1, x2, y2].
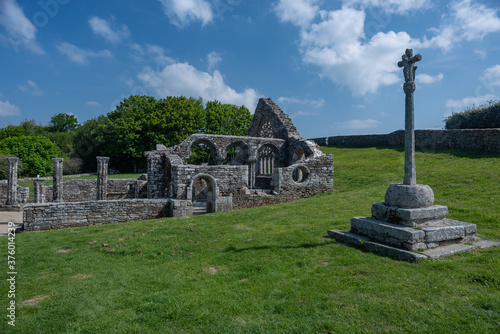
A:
[350, 217, 425, 243]
[371, 202, 448, 225]
[384, 183, 434, 208]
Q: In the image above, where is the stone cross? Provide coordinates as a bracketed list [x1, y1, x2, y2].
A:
[398, 49, 422, 186]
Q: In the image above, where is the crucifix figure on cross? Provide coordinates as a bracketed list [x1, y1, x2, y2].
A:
[398, 48, 421, 84]
[398, 48, 422, 186]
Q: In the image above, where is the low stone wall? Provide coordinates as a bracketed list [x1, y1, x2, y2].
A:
[311, 129, 500, 152]
[23, 199, 192, 231]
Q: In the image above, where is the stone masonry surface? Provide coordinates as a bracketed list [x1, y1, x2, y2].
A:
[23, 199, 191, 231]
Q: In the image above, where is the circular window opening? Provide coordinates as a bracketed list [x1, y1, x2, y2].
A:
[292, 166, 310, 183]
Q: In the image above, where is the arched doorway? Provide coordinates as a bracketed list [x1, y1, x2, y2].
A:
[188, 174, 218, 215]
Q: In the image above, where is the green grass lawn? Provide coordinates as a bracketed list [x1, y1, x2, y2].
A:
[1, 147, 499, 333]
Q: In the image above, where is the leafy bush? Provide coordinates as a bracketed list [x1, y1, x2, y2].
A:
[445, 100, 500, 129]
[0, 135, 62, 177]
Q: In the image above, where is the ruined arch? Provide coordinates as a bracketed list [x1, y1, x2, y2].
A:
[188, 138, 218, 165]
[225, 140, 250, 165]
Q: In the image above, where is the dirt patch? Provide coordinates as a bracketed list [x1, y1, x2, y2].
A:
[205, 266, 220, 275]
[71, 273, 93, 279]
[56, 249, 71, 253]
[24, 295, 49, 306]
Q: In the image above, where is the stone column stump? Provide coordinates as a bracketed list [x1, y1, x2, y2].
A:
[96, 157, 110, 200]
[52, 158, 64, 203]
[33, 178, 47, 203]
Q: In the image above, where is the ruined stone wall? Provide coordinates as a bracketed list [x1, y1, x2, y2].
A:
[232, 155, 334, 210]
[171, 165, 248, 199]
[0, 181, 29, 204]
[23, 198, 192, 231]
[43, 179, 147, 202]
[311, 129, 500, 152]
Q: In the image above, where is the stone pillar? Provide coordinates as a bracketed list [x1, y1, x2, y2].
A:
[96, 156, 110, 200]
[146, 152, 165, 199]
[248, 160, 257, 189]
[52, 158, 64, 202]
[6, 157, 19, 205]
[33, 178, 47, 203]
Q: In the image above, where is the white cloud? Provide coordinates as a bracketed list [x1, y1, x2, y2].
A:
[56, 42, 112, 65]
[130, 43, 175, 66]
[86, 101, 101, 107]
[18, 80, 43, 96]
[341, 118, 379, 129]
[292, 110, 318, 117]
[482, 64, 500, 87]
[352, 104, 366, 109]
[344, 0, 431, 14]
[146, 44, 175, 66]
[0, 0, 43, 53]
[427, 0, 500, 50]
[88, 16, 130, 44]
[158, 0, 213, 28]
[445, 94, 496, 110]
[138, 62, 261, 110]
[416, 73, 443, 84]
[300, 7, 418, 95]
[0, 100, 20, 117]
[452, 0, 500, 40]
[273, 0, 320, 27]
[207, 51, 222, 72]
[277, 96, 325, 108]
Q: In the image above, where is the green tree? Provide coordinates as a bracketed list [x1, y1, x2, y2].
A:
[75, 95, 205, 172]
[0, 135, 62, 177]
[0, 125, 25, 140]
[74, 95, 253, 172]
[48, 113, 80, 132]
[202, 101, 252, 136]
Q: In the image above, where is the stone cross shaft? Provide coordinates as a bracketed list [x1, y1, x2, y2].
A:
[398, 49, 422, 186]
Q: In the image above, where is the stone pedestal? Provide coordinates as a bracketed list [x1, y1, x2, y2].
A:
[327, 184, 499, 261]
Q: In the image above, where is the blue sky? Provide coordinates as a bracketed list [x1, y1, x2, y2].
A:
[0, 0, 499, 139]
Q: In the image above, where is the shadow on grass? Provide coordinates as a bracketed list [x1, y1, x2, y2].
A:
[223, 240, 338, 253]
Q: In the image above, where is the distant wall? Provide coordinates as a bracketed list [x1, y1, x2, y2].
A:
[23, 199, 192, 231]
[311, 129, 500, 152]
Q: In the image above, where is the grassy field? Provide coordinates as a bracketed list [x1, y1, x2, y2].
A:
[1, 147, 499, 333]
